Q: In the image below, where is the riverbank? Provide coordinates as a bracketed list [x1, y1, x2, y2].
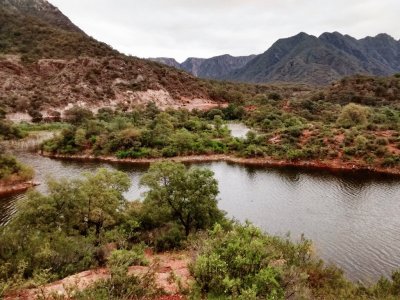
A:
[0, 180, 37, 197]
[41, 152, 400, 177]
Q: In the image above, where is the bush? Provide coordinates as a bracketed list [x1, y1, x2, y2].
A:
[140, 162, 224, 236]
[107, 247, 148, 267]
[0, 169, 131, 292]
[268, 92, 282, 101]
[64, 107, 93, 125]
[382, 156, 400, 167]
[191, 223, 309, 299]
[337, 103, 369, 128]
[74, 250, 159, 300]
[0, 155, 33, 182]
[154, 225, 186, 252]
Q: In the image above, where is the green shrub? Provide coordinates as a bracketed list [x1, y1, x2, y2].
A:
[337, 103, 369, 128]
[107, 247, 148, 267]
[376, 137, 389, 146]
[74, 252, 159, 300]
[192, 223, 305, 299]
[382, 156, 400, 167]
[154, 225, 186, 252]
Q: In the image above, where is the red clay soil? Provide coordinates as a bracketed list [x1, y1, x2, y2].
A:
[156, 296, 186, 300]
[6, 251, 191, 300]
[299, 129, 313, 146]
[181, 99, 228, 111]
[41, 152, 400, 177]
[0, 181, 36, 197]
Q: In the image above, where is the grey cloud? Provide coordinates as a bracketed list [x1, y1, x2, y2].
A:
[50, 0, 400, 61]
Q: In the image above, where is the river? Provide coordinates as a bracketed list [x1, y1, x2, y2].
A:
[1, 128, 400, 283]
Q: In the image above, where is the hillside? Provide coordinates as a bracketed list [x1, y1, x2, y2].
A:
[0, 0, 83, 33]
[326, 74, 400, 107]
[0, 1, 227, 118]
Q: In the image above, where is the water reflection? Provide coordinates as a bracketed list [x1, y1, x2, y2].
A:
[227, 123, 250, 139]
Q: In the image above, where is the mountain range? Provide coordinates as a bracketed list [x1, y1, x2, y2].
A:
[151, 32, 400, 85]
[150, 55, 256, 79]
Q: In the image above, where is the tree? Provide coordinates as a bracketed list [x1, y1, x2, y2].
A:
[14, 168, 130, 239]
[28, 108, 43, 123]
[64, 106, 93, 125]
[170, 129, 195, 155]
[140, 162, 224, 236]
[150, 113, 174, 146]
[0, 169, 131, 285]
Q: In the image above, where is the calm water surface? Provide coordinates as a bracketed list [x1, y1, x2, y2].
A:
[1, 151, 400, 284]
[227, 122, 251, 138]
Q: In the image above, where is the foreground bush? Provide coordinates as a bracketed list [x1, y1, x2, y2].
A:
[73, 248, 160, 300]
[1, 164, 400, 299]
[0, 169, 132, 295]
[191, 223, 400, 299]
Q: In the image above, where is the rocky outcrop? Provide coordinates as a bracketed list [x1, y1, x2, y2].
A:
[6, 251, 191, 299]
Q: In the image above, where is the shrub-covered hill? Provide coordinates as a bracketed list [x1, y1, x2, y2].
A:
[326, 74, 400, 108]
[0, 0, 84, 33]
[0, 7, 115, 62]
[0, 3, 226, 114]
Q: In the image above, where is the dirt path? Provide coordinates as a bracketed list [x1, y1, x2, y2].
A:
[6, 251, 191, 300]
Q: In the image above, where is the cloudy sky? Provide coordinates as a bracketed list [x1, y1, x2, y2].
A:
[50, 0, 400, 62]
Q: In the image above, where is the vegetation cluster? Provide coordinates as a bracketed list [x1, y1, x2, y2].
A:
[0, 163, 400, 299]
[42, 79, 400, 170]
[0, 113, 33, 184]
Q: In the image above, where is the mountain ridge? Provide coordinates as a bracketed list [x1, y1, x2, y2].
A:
[150, 54, 256, 80]
[152, 32, 400, 85]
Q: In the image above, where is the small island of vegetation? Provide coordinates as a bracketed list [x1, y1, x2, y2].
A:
[41, 76, 400, 176]
[0, 116, 34, 196]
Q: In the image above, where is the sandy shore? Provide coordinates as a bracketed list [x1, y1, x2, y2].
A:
[41, 152, 400, 177]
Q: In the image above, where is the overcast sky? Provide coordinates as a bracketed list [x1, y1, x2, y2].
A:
[49, 0, 400, 62]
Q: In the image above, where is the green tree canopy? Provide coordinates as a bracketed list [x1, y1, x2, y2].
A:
[0, 169, 131, 287]
[140, 161, 224, 236]
[15, 168, 130, 238]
